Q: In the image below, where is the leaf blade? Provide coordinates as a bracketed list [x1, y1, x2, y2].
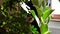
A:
[42, 9, 53, 21]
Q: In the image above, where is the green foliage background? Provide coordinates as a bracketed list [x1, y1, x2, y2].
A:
[0, 0, 39, 34]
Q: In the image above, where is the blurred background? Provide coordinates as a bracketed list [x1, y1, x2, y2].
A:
[49, 0, 60, 34]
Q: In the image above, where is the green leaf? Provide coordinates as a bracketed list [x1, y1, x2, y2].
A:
[31, 0, 41, 7]
[40, 23, 49, 34]
[3, 22, 6, 25]
[31, 25, 34, 29]
[31, 0, 48, 7]
[30, 10, 36, 18]
[0, 22, 6, 27]
[42, 9, 53, 21]
[1, 5, 4, 10]
[33, 28, 37, 31]
[30, 25, 39, 34]
[34, 6, 43, 18]
[44, 31, 50, 34]
[2, 11, 7, 17]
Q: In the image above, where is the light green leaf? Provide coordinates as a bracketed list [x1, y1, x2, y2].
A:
[2, 11, 7, 17]
[30, 10, 36, 18]
[1, 5, 4, 10]
[3, 22, 6, 25]
[42, 9, 53, 21]
[40, 23, 49, 34]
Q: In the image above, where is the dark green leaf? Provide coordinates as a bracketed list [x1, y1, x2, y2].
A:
[34, 6, 43, 18]
[31, 0, 41, 7]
